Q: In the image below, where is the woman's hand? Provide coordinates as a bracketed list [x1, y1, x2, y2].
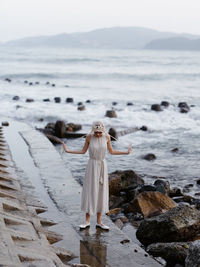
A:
[127, 144, 132, 154]
[62, 142, 68, 152]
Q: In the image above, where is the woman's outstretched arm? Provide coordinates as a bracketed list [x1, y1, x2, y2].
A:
[107, 135, 132, 155]
[62, 135, 90, 154]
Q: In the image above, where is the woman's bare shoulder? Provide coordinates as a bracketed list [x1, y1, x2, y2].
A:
[105, 134, 111, 142]
[86, 134, 92, 142]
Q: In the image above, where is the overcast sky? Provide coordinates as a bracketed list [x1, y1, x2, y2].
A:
[1, 0, 200, 42]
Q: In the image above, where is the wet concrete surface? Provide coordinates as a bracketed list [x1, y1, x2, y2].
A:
[3, 119, 162, 267]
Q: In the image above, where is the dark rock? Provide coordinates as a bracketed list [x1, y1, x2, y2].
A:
[65, 85, 70, 87]
[127, 102, 133, 106]
[140, 126, 148, 131]
[154, 179, 170, 195]
[138, 185, 157, 193]
[126, 191, 176, 217]
[26, 98, 34, 102]
[109, 170, 144, 196]
[147, 242, 189, 266]
[136, 205, 200, 246]
[86, 100, 91, 103]
[29, 82, 33, 86]
[16, 105, 22, 109]
[66, 97, 74, 103]
[54, 121, 66, 138]
[5, 78, 11, 82]
[12, 96, 20, 101]
[151, 104, 162, 112]
[54, 97, 61, 103]
[112, 101, 118, 106]
[185, 240, 200, 267]
[77, 105, 86, 111]
[46, 82, 50, 85]
[24, 80, 28, 84]
[171, 147, 179, 152]
[196, 179, 200, 185]
[52, 84, 55, 87]
[2, 121, 9, 126]
[120, 239, 130, 244]
[169, 187, 184, 198]
[105, 110, 117, 118]
[43, 98, 51, 102]
[38, 118, 44, 122]
[109, 195, 125, 209]
[161, 101, 170, 107]
[178, 102, 190, 113]
[77, 102, 83, 106]
[142, 153, 156, 161]
[66, 123, 82, 132]
[126, 188, 140, 202]
[35, 81, 40, 85]
[108, 128, 118, 141]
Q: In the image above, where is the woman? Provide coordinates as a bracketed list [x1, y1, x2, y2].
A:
[62, 121, 132, 230]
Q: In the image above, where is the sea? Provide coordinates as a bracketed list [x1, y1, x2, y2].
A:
[0, 46, 200, 196]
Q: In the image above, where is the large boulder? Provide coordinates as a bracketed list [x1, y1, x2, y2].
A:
[136, 205, 200, 246]
[151, 104, 162, 112]
[55, 120, 66, 138]
[185, 240, 200, 267]
[147, 242, 189, 266]
[125, 191, 176, 217]
[178, 102, 190, 113]
[109, 170, 144, 196]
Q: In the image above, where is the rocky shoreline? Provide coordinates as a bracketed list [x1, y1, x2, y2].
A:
[107, 169, 200, 266]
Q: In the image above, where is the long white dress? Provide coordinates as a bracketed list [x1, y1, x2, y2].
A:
[81, 133, 109, 215]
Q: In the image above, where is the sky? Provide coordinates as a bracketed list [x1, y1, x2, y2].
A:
[0, 0, 200, 42]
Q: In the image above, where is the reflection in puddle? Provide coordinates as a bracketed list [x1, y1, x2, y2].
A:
[80, 228, 107, 267]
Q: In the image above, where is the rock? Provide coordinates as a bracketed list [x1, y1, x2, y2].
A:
[66, 97, 74, 103]
[138, 185, 157, 193]
[16, 105, 22, 109]
[106, 208, 121, 216]
[127, 102, 133, 106]
[29, 82, 33, 86]
[66, 123, 82, 132]
[196, 179, 200, 185]
[151, 104, 162, 112]
[77, 102, 83, 106]
[109, 170, 144, 196]
[171, 147, 179, 152]
[38, 118, 44, 122]
[55, 120, 66, 138]
[161, 101, 170, 107]
[77, 105, 86, 111]
[109, 195, 125, 209]
[147, 242, 189, 266]
[178, 102, 190, 113]
[136, 205, 200, 246]
[142, 153, 156, 161]
[54, 97, 61, 103]
[86, 100, 91, 103]
[126, 191, 176, 217]
[24, 80, 28, 83]
[120, 239, 130, 244]
[43, 98, 51, 102]
[2, 121, 9, 126]
[108, 128, 118, 141]
[154, 179, 170, 195]
[52, 84, 55, 87]
[5, 78, 11, 82]
[105, 110, 117, 118]
[140, 126, 148, 131]
[12, 96, 20, 101]
[35, 81, 40, 85]
[26, 98, 34, 102]
[114, 219, 124, 229]
[112, 101, 118, 106]
[169, 187, 184, 198]
[185, 240, 200, 267]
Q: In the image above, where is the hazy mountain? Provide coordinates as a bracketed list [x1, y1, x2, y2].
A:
[2, 27, 200, 50]
[145, 37, 200, 50]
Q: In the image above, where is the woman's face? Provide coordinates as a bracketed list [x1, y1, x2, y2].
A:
[94, 131, 102, 138]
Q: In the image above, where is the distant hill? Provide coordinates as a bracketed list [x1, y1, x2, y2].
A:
[2, 27, 200, 50]
[145, 37, 200, 50]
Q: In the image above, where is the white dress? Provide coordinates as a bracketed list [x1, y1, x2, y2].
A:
[81, 133, 109, 215]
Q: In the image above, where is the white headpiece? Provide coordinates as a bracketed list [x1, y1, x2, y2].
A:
[91, 121, 106, 133]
